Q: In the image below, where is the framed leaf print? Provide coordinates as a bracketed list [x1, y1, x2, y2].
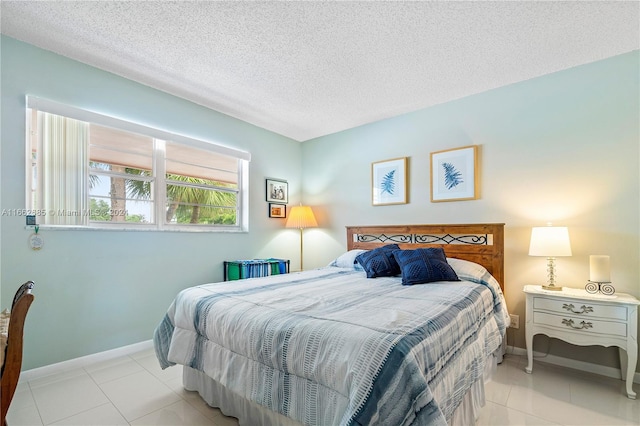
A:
[430, 145, 478, 202]
[372, 157, 408, 206]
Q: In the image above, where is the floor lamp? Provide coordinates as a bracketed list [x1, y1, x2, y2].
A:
[285, 205, 318, 271]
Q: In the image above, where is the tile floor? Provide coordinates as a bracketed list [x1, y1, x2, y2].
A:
[6, 349, 639, 425]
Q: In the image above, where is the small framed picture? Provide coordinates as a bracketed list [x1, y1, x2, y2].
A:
[269, 203, 286, 218]
[266, 178, 288, 204]
[372, 157, 408, 206]
[430, 145, 478, 202]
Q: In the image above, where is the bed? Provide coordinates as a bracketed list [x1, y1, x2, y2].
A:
[154, 223, 508, 425]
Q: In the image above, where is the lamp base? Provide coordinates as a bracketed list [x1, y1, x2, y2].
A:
[542, 284, 563, 291]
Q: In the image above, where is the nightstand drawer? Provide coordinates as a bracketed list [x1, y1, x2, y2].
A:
[533, 311, 627, 337]
[533, 296, 627, 320]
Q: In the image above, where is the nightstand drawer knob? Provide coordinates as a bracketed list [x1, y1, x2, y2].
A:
[562, 303, 593, 315]
[562, 318, 593, 330]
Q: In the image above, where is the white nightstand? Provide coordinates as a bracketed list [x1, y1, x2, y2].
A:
[524, 285, 639, 399]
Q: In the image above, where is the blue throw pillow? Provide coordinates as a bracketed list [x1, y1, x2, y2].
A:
[355, 244, 401, 278]
[393, 248, 460, 285]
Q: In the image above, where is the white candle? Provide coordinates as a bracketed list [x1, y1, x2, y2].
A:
[589, 255, 610, 282]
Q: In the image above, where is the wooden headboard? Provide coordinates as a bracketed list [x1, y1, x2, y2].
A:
[347, 223, 505, 291]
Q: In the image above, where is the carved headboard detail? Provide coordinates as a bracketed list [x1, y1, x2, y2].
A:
[346, 223, 505, 291]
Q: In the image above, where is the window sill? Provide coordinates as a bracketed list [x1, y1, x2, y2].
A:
[24, 225, 248, 233]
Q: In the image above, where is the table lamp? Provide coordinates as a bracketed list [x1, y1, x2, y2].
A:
[528, 225, 572, 291]
[285, 205, 318, 271]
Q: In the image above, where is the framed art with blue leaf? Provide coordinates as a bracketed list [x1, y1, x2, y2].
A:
[430, 145, 478, 202]
[372, 157, 408, 206]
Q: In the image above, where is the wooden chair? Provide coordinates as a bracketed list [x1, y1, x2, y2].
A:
[1, 282, 35, 426]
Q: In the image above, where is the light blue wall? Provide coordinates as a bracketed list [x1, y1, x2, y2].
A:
[0, 36, 302, 369]
[301, 51, 640, 370]
[3, 35, 638, 373]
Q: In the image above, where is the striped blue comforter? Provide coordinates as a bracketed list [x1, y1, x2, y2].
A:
[154, 266, 508, 425]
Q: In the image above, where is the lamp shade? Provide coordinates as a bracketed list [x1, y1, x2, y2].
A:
[528, 226, 572, 257]
[285, 205, 318, 229]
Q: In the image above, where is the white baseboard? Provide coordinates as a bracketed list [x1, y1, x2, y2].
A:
[508, 346, 640, 384]
[21, 340, 153, 382]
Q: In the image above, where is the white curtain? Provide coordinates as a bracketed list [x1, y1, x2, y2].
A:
[38, 112, 88, 225]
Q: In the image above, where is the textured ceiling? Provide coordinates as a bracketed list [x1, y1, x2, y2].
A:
[1, 1, 638, 141]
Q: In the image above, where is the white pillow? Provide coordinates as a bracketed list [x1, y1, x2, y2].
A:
[447, 257, 505, 296]
[446, 257, 491, 281]
[328, 249, 367, 270]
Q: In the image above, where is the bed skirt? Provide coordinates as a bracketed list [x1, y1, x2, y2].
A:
[182, 351, 499, 426]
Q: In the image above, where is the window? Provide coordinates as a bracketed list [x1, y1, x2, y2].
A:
[26, 97, 250, 231]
